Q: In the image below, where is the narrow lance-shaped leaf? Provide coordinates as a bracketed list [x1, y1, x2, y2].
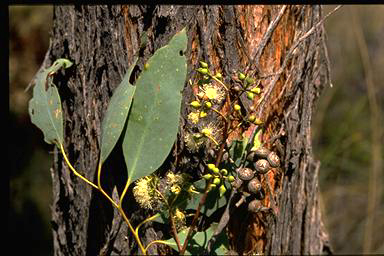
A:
[122, 28, 187, 184]
[99, 58, 138, 164]
[28, 58, 73, 146]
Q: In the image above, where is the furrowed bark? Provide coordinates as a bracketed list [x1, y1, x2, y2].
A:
[44, 5, 331, 255]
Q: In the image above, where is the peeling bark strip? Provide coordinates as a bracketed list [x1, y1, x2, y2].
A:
[46, 5, 330, 255]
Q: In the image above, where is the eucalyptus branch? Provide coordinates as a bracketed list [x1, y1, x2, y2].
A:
[180, 95, 230, 254]
[169, 210, 183, 252]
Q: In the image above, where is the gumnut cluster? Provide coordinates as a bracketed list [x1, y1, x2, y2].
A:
[235, 147, 280, 213]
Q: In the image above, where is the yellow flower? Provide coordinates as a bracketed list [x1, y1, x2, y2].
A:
[188, 185, 200, 195]
[198, 83, 225, 103]
[170, 184, 181, 195]
[173, 208, 186, 231]
[201, 123, 219, 146]
[175, 208, 185, 220]
[187, 111, 200, 124]
[201, 123, 216, 137]
[133, 176, 157, 210]
[184, 132, 204, 152]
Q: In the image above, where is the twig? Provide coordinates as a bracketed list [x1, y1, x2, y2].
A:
[245, 5, 287, 74]
[321, 23, 333, 88]
[256, 5, 342, 118]
[169, 211, 183, 252]
[179, 95, 231, 255]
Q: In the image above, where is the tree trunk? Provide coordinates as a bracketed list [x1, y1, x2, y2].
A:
[45, 5, 331, 255]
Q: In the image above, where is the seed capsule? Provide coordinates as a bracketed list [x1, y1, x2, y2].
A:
[255, 159, 270, 174]
[237, 168, 254, 181]
[252, 147, 270, 159]
[247, 178, 262, 194]
[267, 151, 280, 168]
[248, 199, 263, 213]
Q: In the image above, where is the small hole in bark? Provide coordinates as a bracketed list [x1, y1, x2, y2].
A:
[179, 50, 184, 56]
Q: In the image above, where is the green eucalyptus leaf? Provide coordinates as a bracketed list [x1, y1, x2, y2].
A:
[28, 58, 73, 146]
[165, 223, 229, 255]
[123, 28, 187, 185]
[228, 139, 248, 166]
[99, 58, 138, 164]
[251, 128, 263, 151]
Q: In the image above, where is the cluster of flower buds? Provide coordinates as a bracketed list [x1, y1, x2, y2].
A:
[237, 72, 262, 101]
[203, 163, 235, 197]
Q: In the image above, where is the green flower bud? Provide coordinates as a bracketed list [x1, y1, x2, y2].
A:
[199, 61, 208, 68]
[254, 118, 263, 125]
[246, 77, 255, 85]
[209, 184, 217, 189]
[199, 111, 207, 118]
[220, 169, 228, 176]
[213, 177, 221, 185]
[207, 163, 216, 170]
[215, 72, 222, 79]
[234, 104, 241, 111]
[227, 175, 235, 182]
[197, 67, 209, 75]
[144, 63, 149, 70]
[190, 101, 201, 108]
[247, 92, 254, 100]
[251, 87, 261, 94]
[205, 102, 212, 108]
[238, 72, 246, 80]
[248, 115, 256, 122]
[203, 174, 213, 180]
[213, 167, 220, 174]
[219, 185, 227, 197]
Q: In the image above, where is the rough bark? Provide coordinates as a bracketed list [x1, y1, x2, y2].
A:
[44, 5, 331, 255]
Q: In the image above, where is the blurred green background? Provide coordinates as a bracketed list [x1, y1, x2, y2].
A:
[9, 5, 383, 255]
